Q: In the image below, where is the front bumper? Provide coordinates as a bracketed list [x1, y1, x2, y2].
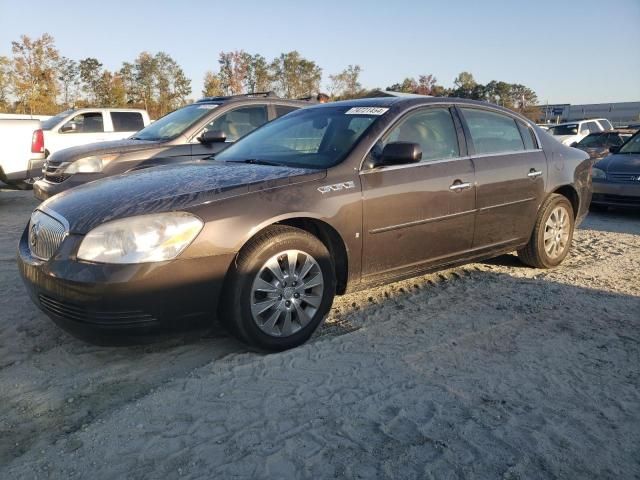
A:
[17, 227, 235, 343]
[34, 173, 103, 201]
[592, 181, 640, 208]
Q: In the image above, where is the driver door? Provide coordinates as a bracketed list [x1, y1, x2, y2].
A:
[360, 106, 476, 281]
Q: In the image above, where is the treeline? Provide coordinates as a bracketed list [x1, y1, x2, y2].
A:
[0, 33, 540, 120]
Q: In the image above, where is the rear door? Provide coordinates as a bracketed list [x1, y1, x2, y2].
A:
[457, 107, 547, 249]
[190, 105, 269, 158]
[360, 106, 476, 280]
[109, 111, 146, 140]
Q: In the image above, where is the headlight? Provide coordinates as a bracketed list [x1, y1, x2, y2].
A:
[64, 155, 117, 174]
[592, 167, 606, 180]
[77, 212, 204, 264]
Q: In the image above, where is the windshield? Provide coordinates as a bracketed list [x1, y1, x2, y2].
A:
[619, 132, 640, 154]
[41, 109, 75, 130]
[132, 103, 220, 141]
[215, 106, 384, 169]
[548, 124, 579, 136]
[577, 133, 606, 147]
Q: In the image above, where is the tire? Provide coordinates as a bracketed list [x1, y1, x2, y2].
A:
[518, 194, 575, 269]
[221, 225, 336, 351]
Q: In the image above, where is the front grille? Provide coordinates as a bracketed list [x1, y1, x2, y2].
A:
[607, 173, 640, 183]
[43, 162, 69, 183]
[39, 295, 157, 326]
[28, 210, 67, 260]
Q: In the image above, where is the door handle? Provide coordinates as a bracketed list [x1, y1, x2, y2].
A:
[528, 169, 542, 178]
[449, 181, 472, 192]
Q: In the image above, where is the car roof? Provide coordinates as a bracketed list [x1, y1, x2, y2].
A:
[196, 92, 312, 106]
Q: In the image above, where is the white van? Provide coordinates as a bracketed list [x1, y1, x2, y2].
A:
[40, 108, 151, 157]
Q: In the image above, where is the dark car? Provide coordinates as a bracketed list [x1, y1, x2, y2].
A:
[590, 130, 640, 210]
[572, 129, 635, 160]
[33, 93, 310, 200]
[18, 97, 591, 350]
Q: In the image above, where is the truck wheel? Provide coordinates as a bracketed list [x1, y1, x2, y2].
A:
[518, 194, 575, 269]
[221, 225, 336, 351]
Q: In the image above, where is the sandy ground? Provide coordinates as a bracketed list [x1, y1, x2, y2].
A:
[0, 189, 639, 479]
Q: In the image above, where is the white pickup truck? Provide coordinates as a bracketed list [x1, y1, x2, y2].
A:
[40, 108, 151, 157]
[0, 119, 45, 188]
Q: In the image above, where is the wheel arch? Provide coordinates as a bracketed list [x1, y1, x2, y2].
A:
[234, 214, 350, 295]
[549, 185, 580, 218]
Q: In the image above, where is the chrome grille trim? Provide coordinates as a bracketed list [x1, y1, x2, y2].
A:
[607, 173, 640, 183]
[28, 209, 68, 260]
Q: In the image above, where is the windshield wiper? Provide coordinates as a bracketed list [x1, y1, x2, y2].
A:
[233, 159, 284, 167]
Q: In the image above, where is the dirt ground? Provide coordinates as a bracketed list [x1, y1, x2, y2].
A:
[1, 189, 639, 479]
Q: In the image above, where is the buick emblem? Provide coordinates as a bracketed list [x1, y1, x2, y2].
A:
[29, 222, 39, 248]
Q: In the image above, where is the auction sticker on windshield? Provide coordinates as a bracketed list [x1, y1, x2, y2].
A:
[197, 104, 218, 109]
[345, 107, 389, 115]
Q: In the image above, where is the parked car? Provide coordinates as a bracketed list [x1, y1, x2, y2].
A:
[0, 119, 44, 188]
[590, 130, 640, 210]
[18, 97, 591, 350]
[572, 129, 635, 160]
[40, 108, 151, 157]
[33, 93, 309, 200]
[547, 118, 613, 146]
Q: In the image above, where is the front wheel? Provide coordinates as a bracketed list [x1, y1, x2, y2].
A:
[518, 194, 575, 269]
[221, 225, 336, 351]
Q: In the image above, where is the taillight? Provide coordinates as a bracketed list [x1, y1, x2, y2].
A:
[31, 129, 44, 154]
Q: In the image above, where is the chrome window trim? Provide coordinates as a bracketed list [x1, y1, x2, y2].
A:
[359, 148, 543, 175]
[357, 101, 543, 173]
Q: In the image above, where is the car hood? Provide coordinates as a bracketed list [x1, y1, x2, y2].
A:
[553, 134, 578, 145]
[576, 145, 609, 160]
[40, 161, 325, 234]
[46, 138, 166, 164]
[594, 152, 640, 173]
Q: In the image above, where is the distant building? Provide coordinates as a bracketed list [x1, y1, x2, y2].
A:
[539, 102, 640, 126]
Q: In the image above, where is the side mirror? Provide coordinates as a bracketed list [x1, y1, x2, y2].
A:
[609, 146, 620, 154]
[60, 122, 77, 133]
[374, 142, 422, 167]
[570, 142, 578, 147]
[199, 130, 226, 144]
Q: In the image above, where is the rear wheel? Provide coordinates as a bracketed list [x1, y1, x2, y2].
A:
[518, 194, 574, 268]
[221, 226, 336, 351]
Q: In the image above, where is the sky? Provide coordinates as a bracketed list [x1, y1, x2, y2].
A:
[1, 0, 639, 105]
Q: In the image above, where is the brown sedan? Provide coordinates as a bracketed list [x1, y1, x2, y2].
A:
[18, 97, 592, 350]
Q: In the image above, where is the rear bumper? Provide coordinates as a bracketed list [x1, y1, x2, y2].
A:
[592, 181, 640, 208]
[1, 157, 45, 183]
[17, 227, 235, 344]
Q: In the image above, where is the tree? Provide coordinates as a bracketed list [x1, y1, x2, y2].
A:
[218, 50, 249, 95]
[0, 56, 12, 111]
[244, 53, 270, 93]
[57, 57, 79, 107]
[329, 65, 363, 99]
[202, 71, 224, 97]
[79, 57, 104, 104]
[386, 74, 446, 96]
[155, 52, 191, 115]
[451, 71, 477, 98]
[10, 33, 60, 114]
[133, 52, 158, 114]
[386, 77, 418, 93]
[95, 70, 126, 106]
[269, 51, 321, 98]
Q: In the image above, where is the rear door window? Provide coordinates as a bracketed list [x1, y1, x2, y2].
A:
[61, 112, 104, 133]
[584, 121, 600, 133]
[275, 105, 298, 118]
[460, 108, 525, 154]
[598, 119, 613, 130]
[111, 112, 145, 132]
[204, 106, 268, 142]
